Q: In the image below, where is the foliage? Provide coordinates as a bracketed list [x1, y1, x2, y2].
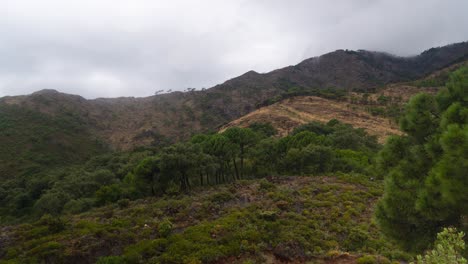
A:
[158, 219, 174, 238]
[248, 122, 277, 137]
[0, 103, 107, 180]
[0, 149, 155, 224]
[411, 228, 466, 264]
[0, 92, 381, 227]
[0, 176, 406, 263]
[375, 67, 468, 251]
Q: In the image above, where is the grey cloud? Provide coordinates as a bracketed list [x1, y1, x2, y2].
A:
[0, 0, 467, 98]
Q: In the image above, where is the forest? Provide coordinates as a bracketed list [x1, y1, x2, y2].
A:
[0, 114, 379, 222]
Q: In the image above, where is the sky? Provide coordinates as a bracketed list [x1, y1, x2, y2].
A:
[0, 0, 467, 99]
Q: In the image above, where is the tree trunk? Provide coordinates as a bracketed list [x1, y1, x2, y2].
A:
[232, 158, 239, 181]
[240, 145, 244, 179]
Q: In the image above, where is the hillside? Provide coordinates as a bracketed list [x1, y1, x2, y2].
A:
[0, 101, 108, 180]
[1, 43, 466, 202]
[1, 42, 468, 151]
[220, 85, 440, 142]
[0, 63, 467, 264]
[0, 176, 409, 264]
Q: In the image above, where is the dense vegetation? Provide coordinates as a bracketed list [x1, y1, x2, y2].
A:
[0, 119, 379, 224]
[0, 176, 409, 263]
[0, 104, 107, 179]
[0, 104, 108, 222]
[412, 228, 466, 264]
[375, 67, 468, 251]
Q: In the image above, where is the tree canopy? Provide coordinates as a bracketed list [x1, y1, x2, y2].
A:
[375, 67, 468, 251]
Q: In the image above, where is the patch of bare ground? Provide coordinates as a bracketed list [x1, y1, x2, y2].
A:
[221, 95, 401, 142]
[221, 85, 439, 143]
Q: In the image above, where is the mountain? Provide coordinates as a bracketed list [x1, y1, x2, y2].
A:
[1, 42, 467, 178]
[1, 43, 468, 263]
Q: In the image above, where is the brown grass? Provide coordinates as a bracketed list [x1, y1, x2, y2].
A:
[220, 85, 441, 143]
[221, 95, 401, 143]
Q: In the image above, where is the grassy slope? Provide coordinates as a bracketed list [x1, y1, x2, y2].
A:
[0, 175, 410, 264]
[220, 85, 441, 143]
[0, 103, 107, 180]
[221, 95, 402, 143]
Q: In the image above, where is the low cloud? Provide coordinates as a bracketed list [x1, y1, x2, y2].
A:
[0, 0, 467, 98]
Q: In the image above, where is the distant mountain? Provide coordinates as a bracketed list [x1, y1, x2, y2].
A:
[1, 42, 467, 178]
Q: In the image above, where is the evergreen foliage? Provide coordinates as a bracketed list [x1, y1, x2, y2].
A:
[0, 119, 379, 223]
[375, 67, 468, 251]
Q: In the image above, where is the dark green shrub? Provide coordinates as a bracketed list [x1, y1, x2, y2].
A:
[36, 214, 67, 234]
[357, 255, 377, 264]
[258, 179, 276, 191]
[96, 256, 126, 264]
[158, 219, 173, 237]
[117, 198, 130, 209]
[209, 191, 234, 203]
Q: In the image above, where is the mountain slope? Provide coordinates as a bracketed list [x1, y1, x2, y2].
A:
[220, 84, 440, 142]
[0, 42, 467, 180]
[0, 99, 107, 180]
[221, 95, 402, 142]
[0, 176, 408, 264]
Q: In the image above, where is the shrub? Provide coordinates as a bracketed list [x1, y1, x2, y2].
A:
[36, 214, 67, 234]
[258, 179, 276, 191]
[258, 211, 278, 221]
[209, 191, 234, 203]
[117, 198, 130, 209]
[411, 228, 466, 264]
[357, 255, 377, 264]
[63, 198, 94, 214]
[158, 219, 173, 237]
[96, 256, 126, 264]
[95, 184, 123, 205]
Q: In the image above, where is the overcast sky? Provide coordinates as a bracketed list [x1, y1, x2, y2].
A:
[1, 0, 467, 98]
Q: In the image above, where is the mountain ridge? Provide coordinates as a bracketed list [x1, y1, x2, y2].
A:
[1, 42, 468, 153]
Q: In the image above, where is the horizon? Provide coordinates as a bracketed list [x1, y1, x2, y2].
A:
[0, 40, 468, 100]
[2, 42, 466, 100]
[1, 0, 468, 99]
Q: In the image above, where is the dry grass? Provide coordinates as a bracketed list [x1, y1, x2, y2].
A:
[220, 85, 440, 143]
[221, 95, 401, 143]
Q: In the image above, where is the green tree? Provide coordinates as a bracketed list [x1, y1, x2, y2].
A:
[95, 184, 122, 205]
[248, 122, 277, 137]
[133, 157, 160, 196]
[159, 143, 201, 192]
[202, 134, 236, 184]
[223, 127, 258, 179]
[34, 191, 70, 215]
[375, 67, 468, 252]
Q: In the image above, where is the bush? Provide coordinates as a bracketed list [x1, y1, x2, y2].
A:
[34, 191, 70, 215]
[258, 179, 276, 191]
[209, 191, 234, 203]
[117, 198, 130, 209]
[95, 184, 122, 205]
[63, 198, 94, 214]
[96, 256, 126, 264]
[36, 214, 67, 234]
[158, 219, 173, 238]
[357, 255, 377, 264]
[411, 228, 466, 264]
